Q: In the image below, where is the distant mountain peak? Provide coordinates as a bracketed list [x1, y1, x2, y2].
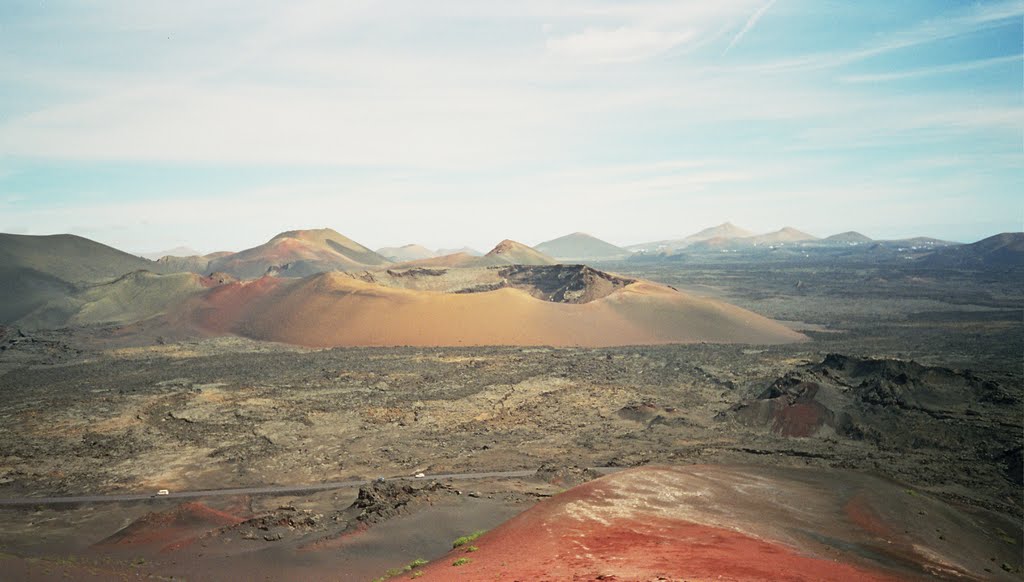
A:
[205, 228, 390, 278]
[376, 244, 437, 262]
[534, 232, 628, 261]
[485, 239, 557, 265]
[684, 222, 756, 242]
[824, 231, 873, 243]
[488, 239, 531, 254]
[749, 227, 818, 243]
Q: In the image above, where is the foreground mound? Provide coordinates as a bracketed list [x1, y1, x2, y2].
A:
[183, 266, 806, 346]
[412, 465, 1021, 581]
[97, 502, 245, 553]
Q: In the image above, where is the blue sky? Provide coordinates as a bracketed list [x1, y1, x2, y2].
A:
[1, 0, 1021, 253]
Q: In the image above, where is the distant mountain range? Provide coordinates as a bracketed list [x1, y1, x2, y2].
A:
[0, 228, 810, 346]
[436, 246, 482, 257]
[377, 245, 485, 261]
[623, 223, 971, 256]
[1, 227, 1019, 344]
[2, 225, 1017, 314]
[137, 246, 202, 260]
[625, 222, 755, 253]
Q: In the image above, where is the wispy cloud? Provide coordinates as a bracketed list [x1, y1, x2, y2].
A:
[840, 54, 1021, 83]
[1, 1, 1020, 246]
[733, 0, 1024, 73]
[723, 0, 777, 55]
[542, 1, 763, 62]
[546, 27, 694, 63]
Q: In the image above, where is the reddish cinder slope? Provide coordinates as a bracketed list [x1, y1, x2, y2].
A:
[412, 465, 1021, 581]
[97, 502, 244, 553]
[180, 273, 807, 346]
[206, 229, 390, 278]
[482, 239, 557, 265]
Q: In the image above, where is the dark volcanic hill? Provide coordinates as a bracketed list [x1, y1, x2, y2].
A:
[917, 232, 1023, 268]
[822, 231, 873, 244]
[534, 232, 629, 261]
[0, 232, 166, 324]
[0, 233, 155, 283]
[720, 354, 1019, 483]
[207, 229, 391, 279]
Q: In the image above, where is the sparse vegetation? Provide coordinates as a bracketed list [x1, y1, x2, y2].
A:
[452, 530, 485, 548]
[452, 558, 471, 567]
[465, 545, 478, 552]
[405, 558, 428, 570]
[371, 558, 429, 581]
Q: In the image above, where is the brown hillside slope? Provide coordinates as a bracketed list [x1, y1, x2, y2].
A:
[394, 251, 480, 268]
[180, 272, 806, 346]
[482, 239, 557, 265]
[207, 228, 390, 278]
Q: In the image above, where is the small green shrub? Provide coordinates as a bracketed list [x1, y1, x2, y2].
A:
[452, 557, 471, 567]
[405, 558, 428, 570]
[452, 530, 485, 548]
[464, 545, 478, 552]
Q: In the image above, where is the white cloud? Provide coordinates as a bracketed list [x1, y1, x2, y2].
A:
[0, 82, 571, 167]
[546, 27, 694, 62]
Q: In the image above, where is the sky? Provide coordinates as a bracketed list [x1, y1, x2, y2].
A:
[1, 0, 1022, 254]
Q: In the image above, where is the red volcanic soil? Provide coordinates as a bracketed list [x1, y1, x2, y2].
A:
[411, 465, 1021, 581]
[417, 516, 896, 582]
[97, 501, 245, 553]
[184, 275, 285, 333]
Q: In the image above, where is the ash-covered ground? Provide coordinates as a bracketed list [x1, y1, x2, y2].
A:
[0, 260, 1020, 580]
